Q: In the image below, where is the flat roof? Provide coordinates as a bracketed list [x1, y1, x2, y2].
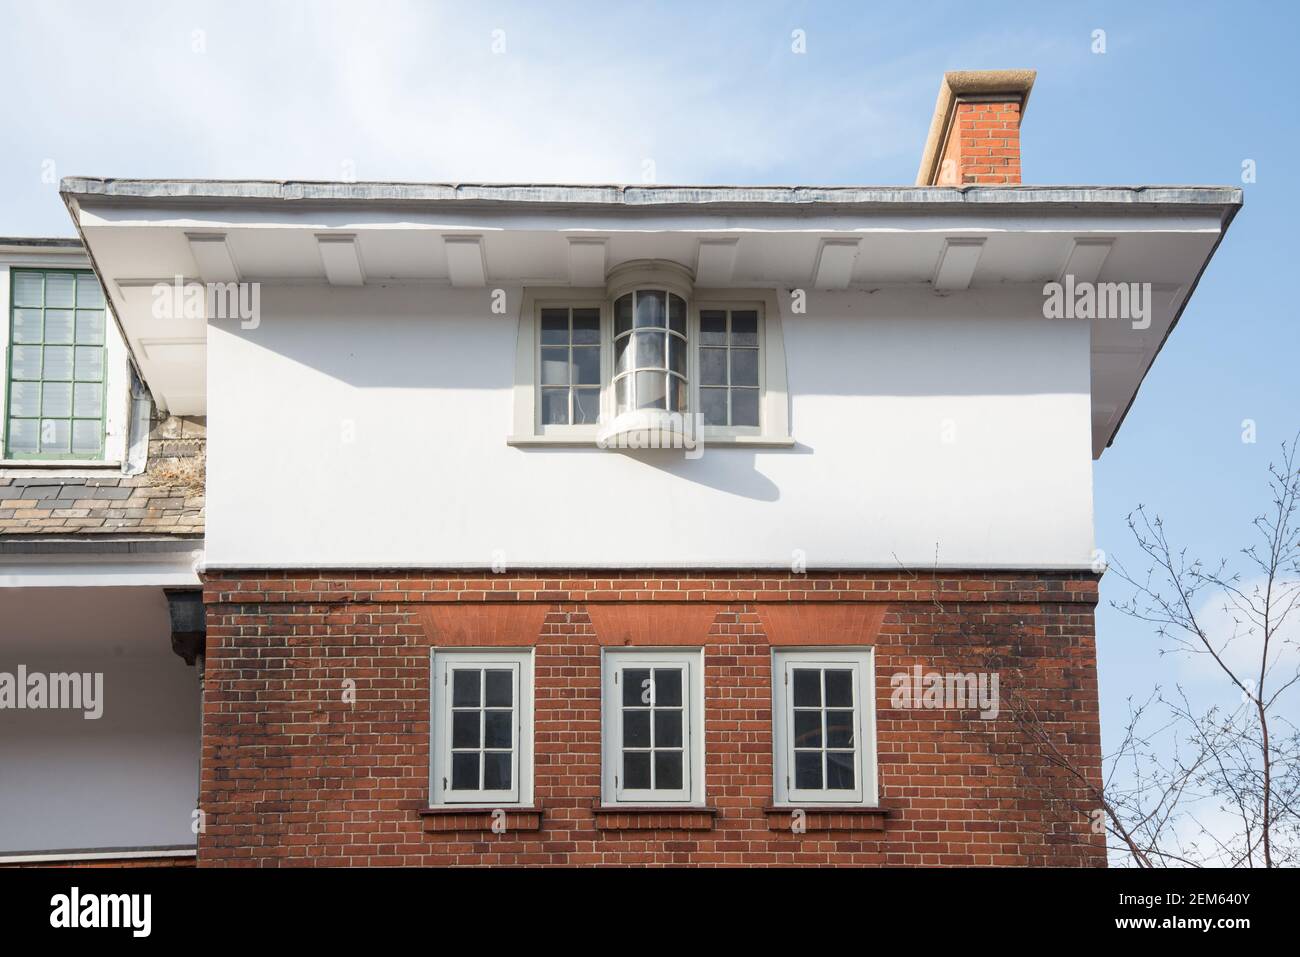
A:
[61, 178, 1242, 214]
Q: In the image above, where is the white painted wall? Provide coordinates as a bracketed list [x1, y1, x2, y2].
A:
[0, 586, 199, 854]
[205, 284, 1095, 569]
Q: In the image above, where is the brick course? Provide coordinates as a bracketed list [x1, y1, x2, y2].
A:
[199, 570, 1104, 867]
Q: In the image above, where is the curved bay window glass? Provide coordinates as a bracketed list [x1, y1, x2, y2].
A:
[612, 290, 688, 415]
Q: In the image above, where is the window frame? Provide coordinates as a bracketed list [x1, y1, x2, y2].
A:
[601, 647, 706, 807]
[429, 648, 534, 807]
[771, 648, 878, 807]
[693, 300, 765, 438]
[537, 302, 606, 431]
[4, 267, 110, 462]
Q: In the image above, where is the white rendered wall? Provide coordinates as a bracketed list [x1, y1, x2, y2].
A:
[205, 285, 1095, 569]
[0, 586, 200, 854]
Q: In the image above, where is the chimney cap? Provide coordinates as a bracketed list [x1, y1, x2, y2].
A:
[916, 70, 1037, 187]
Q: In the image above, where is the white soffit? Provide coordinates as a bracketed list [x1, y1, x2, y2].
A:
[932, 238, 986, 290]
[695, 239, 739, 285]
[316, 234, 366, 286]
[812, 239, 860, 289]
[185, 232, 239, 282]
[567, 238, 606, 285]
[444, 235, 486, 287]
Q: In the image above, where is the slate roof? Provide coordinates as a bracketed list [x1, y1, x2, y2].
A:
[0, 474, 203, 536]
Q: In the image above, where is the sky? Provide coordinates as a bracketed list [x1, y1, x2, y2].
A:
[1, 0, 1296, 838]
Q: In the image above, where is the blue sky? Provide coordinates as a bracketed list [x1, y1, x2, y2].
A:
[1, 0, 1296, 760]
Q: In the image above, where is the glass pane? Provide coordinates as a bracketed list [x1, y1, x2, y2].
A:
[668, 377, 687, 414]
[40, 418, 70, 452]
[540, 388, 569, 425]
[668, 294, 686, 335]
[8, 381, 39, 417]
[731, 388, 759, 428]
[794, 709, 822, 749]
[12, 309, 42, 343]
[483, 752, 512, 790]
[826, 710, 855, 748]
[614, 334, 632, 375]
[623, 709, 650, 747]
[43, 346, 73, 381]
[45, 273, 75, 308]
[75, 346, 103, 382]
[700, 311, 727, 345]
[41, 381, 72, 417]
[13, 272, 43, 306]
[7, 418, 38, 453]
[44, 310, 74, 344]
[623, 669, 651, 706]
[450, 752, 479, 790]
[700, 388, 727, 426]
[654, 710, 683, 748]
[452, 711, 480, 748]
[572, 308, 600, 343]
[76, 273, 105, 308]
[74, 382, 102, 417]
[623, 750, 651, 789]
[635, 290, 665, 328]
[10, 346, 41, 380]
[572, 346, 600, 385]
[654, 750, 683, 790]
[633, 330, 664, 369]
[540, 309, 569, 344]
[614, 375, 631, 415]
[731, 348, 759, 387]
[72, 420, 101, 453]
[614, 294, 633, 336]
[540, 347, 569, 385]
[653, 668, 682, 706]
[824, 670, 854, 707]
[76, 310, 105, 344]
[700, 348, 727, 386]
[485, 670, 512, 707]
[452, 670, 481, 707]
[634, 371, 666, 410]
[668, 336, 687, 377]
[731, 311, 759, 346]
[484, 710, 512, 748]
[794, 751, 823, 790]
[826, 752, 855, 790]
[792, 669, 821, 707]
[573, 388, 600, 425]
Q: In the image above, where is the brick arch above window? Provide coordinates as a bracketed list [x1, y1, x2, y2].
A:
[415, 604, 551, 646]
[755, 603, 888, 646]
[585, 603, 721, 647]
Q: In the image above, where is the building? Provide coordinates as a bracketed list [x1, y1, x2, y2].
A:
[0, 71, 1241, 866]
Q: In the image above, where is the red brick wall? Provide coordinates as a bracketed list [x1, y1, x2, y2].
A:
[938, 100, 1023, 185]
[199, 571, 1104, 866]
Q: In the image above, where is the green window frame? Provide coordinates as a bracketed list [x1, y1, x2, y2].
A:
[5, 268, 108, 460]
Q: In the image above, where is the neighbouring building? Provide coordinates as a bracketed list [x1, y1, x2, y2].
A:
[0, 71, 1240, 866]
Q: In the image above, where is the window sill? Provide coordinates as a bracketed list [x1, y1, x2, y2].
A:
[592, 805, 717, 831]
[0, 460, 121, 470]
[763, 805, 891, 833]
[506, 435, 794, 449]
[418, 806, 543, 833]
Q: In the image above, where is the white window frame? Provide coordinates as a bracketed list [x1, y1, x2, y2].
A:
[772, 648, 878, 807]
[601, 647, 705, 806]
[0, 255, 130, 468]
[509, 283, 791, 448]
[429, 649, 534, 807]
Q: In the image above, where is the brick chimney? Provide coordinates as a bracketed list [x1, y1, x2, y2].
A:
[916, 70, 1036, 186]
